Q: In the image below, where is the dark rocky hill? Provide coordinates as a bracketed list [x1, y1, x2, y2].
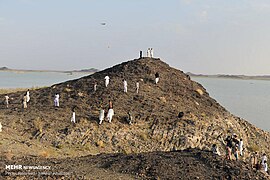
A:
[1, 57, 270, 179]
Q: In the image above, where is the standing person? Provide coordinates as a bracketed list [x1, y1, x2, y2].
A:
[109, 100, 113, 109]
[99, 109, 105, 125]
[4, 95, 9, 108]
[147, 48, 150, 57]
[0, 122, 2, 132]
[262, 160, 268, 172]
[54, 93, 60, 107]
[250, 152, 258, 169]
[94, 82, 97, 92]
[104, 76, 110, 87]
[126, 111, 133, 125]
[262, 153, 267, 164]
[23, 93, 27, 109]
[225, 136, 233, 160]
[239, 139, 244, 156]
[136, 81, 139, 94]
[107, 100, 114, 123]
[150, 48, 154, 58]
[71, 108, 76, 123]
[155, 72, 160, 84]
[123, 79, 127, 93]
[139, 51, 143, 58]
[26, 89, 30, 103]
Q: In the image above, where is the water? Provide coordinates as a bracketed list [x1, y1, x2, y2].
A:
[0, 71, 89, 88]
[192, 77, 270, 132]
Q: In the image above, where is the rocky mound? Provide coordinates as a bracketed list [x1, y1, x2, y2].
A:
[1, 149, 269, 180]
[1, 57, 270, 158]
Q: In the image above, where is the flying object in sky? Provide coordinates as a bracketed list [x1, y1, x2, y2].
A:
[100, 22, 106, 26]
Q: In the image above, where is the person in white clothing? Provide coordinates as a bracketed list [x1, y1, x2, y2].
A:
[262, 153, 267, 164]
[94, 82, 97, 92]
[99, 109, 105, 125]
[147, 48, 150, 57]
[239, 139, 243, 156]
[0, 122, 2, 132]
[54, 93, 60, 107]
[155, 72, 160, 84]
[105, 76, 110, 87]
[136, 81, 139, 94]
[107, 108, 114, 123]
[262, 160, 268, 172]
[123, 79, 127, 93]
[150, 48, 154, 58]
[4, 95, 9, 108]
[71, 110, 76, 123]
[26, 89, 30, 103]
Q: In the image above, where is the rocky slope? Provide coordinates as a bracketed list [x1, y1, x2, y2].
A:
[0, 57, 270, 179]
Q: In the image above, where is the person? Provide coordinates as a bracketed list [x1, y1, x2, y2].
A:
[107, 108, 114, 123]
[150, 48, 154, 58]
[231, 134, 239, 160]
[126, 111, 133, 125]
[104, 76, 110, 87]
[0, 122, 2, 132]
[71, 109, 76, 123]
[99, 109, 105, 125]
[94, 82, 97, 92]
[136, 81, 139, 94]
[211, 144, 220, 155]
[54, 93, 60, 107]
[123, 79, 127, 93]
[147, 48, 150, 57]
[109, 100, 113, 109]
[250, 152, 259, 169]
[239, 139, 244, 156]
[26, 89, 30, 103]
[155, 72, 160, 84]
[262, 160, 268, 172]
[139, 51, 143, 58]
[4, 95, 9, 108]
[23, 93, 27, 109]
[225, 136, 233, 160]
[262, 153, 267, 164]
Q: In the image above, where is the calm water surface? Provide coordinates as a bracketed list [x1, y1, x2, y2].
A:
[192, 77, 270, 132]
[0, 71, 89, 88]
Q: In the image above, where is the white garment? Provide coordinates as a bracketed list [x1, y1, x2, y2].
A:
[99, 109, 105, 124]
[155, 77, 159, 84]
[4, 96, 9, 106]
[123, 80, 127, 93]
[262, 155, 267, 163]
[136, 82, 139, 93]
[263, 162, 268, 172]
[26, 91, 30, 102]
[94, 84, 97, 91]
[54, 94, 60, 107]
[105, 76, 110, 87]
[71, 112, 76, 123]
[0, 122, 2, 132]
[107, 108, 114, 123]
[147, 48, 150, 57]
[150, 48, 154, 58]
[239, 140, 243, 156]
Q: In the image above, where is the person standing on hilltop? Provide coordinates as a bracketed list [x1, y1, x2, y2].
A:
[26, 89, 30, 103]
[54, 93, 60, 107]
[155, 72, 160, 84]
[147, 48, 150, 57]
[105, 75, 110, 87]
[4, 94, 9, 108]
[123, 79, 128, 93]
[136, 81, 139, 93]
[150, 48, 154, 58]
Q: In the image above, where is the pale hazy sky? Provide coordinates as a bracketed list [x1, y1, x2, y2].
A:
[1, 0, 270, 75]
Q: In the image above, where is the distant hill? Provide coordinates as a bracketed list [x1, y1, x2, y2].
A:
[187, 72, 270, 80]
[0, 67, 9, 70]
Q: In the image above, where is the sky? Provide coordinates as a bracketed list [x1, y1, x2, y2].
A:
[1, 0, 270, 75]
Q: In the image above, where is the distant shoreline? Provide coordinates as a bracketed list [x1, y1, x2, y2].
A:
[187, 73, 270, 81]
[0, 67, 98, 74]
